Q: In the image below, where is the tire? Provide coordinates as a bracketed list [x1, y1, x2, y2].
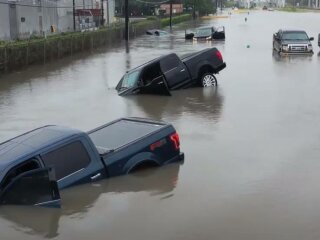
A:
[201, 73, 217, 87]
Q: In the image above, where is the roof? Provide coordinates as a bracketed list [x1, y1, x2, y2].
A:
[0, 126, 83, 177]
[126, 53, 173, 73]
[280, 29, 307, 33]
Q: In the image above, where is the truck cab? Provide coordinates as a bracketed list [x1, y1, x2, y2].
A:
[0, 126, 103, 207]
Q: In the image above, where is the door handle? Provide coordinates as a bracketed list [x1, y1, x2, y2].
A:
[180, 69, 185, 72]
[91, 173, 101, 181]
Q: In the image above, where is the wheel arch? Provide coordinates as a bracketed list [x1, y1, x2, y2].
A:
[197, 64, 215, 82]
[123, 152, 161, 174]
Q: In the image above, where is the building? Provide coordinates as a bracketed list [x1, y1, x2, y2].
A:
[159, 4, 183, 15]
[0, 0, 58, 40]
[0, 0, 115, 40]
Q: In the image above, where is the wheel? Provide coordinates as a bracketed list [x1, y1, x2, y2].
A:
[201, 73, 217, 87]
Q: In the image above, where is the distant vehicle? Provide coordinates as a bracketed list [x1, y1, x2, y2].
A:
[273, 29, 314, 55]
[185, 26, 225, 41]
[268, 7, 274, 11]
[116, 48, 226, 96]
[0, 118, 184, 207]
[146, 29, 168, 36]
[262, 6, 268, 10]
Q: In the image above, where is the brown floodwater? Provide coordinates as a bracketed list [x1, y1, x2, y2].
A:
[1, 10, 320, 240]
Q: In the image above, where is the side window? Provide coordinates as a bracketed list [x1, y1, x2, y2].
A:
[1, 158, 40, 191]
[160, 54, 180, 73]
[141, 62, 162, 85]
[41, 141, 91, 180]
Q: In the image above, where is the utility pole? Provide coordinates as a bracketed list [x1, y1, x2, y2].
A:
[73, 0, 76, 31]
[124, 0, 129, 40]
[193, 0, 196, 19]
[101, 0, 104, 26]
[106, 0, 109, 25]
[215, 0, 218, 14]
[169, 0, 173, 29]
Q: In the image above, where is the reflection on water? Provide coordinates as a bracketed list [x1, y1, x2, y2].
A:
[126, 87, 224, 122]
[0, 163, 181, 239]
[272, 49, 314, 63]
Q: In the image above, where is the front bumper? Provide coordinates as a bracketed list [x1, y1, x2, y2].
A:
[280, 50, 314, 56]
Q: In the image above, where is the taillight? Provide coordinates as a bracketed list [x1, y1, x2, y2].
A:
[216, 50, 223, 61]
[170, 132, 180, 151]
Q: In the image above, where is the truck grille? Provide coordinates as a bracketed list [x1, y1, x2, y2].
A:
[288, 44, 308, 53]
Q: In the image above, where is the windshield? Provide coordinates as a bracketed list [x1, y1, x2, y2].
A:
[282, 32, 309, 41]
[120, 70, 141, 88]
[195, 28, 212, 37]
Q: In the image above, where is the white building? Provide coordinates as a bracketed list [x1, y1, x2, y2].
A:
[0, 0, 115, 40]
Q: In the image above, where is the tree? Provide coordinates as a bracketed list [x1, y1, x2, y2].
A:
[184, 0, 215, 16]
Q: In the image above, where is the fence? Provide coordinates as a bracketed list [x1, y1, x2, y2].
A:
[0, 14, 191, 74]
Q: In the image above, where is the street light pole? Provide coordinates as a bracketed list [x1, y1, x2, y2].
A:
[193, 0, 196, 19]
[73, 0, 76, 31]
[125, 0, 129, 40]
[169, 0, 173, 29]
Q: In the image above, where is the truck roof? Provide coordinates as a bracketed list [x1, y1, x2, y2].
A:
[0, 126, 83, 174]
[127, 53, 176, 73]
[281, 29, 307, 33]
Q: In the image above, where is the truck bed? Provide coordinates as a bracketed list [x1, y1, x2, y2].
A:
[88, 118, 166, 154]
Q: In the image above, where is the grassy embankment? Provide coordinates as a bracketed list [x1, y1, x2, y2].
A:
[276, 6, 320, 12]
[0, 14, 191, 73]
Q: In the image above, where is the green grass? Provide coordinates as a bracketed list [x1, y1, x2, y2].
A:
[160, 14, 192, 28]
[276, 7, 308, 12]
[0, 14, 191, 48]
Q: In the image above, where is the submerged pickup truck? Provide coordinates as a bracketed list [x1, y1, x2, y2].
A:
[116, 47, 226, 96]
[0, 118, 183, 207]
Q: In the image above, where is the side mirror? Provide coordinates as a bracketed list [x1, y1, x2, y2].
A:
[309, 37, 314, 41]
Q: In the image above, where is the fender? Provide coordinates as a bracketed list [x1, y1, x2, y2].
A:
[123, 152, 161, 174]
[195, 61, 215, 78]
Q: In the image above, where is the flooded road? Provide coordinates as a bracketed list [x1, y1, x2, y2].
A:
[1, 10, 320, 240]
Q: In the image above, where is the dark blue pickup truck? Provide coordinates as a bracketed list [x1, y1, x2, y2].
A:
[0, 118, 183, 207]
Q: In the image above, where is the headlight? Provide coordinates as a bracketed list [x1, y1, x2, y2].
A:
[308, 44, 313, 51]
[282, 45, 289, 51]
[206, 36, 212, 40]
[193, 37, 197, 41]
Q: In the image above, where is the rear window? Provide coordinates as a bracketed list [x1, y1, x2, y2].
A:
[41, 141, 91, 180]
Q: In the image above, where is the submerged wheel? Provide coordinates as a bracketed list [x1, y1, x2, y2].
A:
[201, 73, 217, 87]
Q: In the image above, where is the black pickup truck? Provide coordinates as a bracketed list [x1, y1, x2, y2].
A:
[116, 48, 226, 96]
[273, 29, 314, 55]
[0, 118, 183, 207]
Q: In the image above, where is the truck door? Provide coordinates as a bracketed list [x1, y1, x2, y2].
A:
[0, 168, 61, 207]
[160, 54, 190, 89]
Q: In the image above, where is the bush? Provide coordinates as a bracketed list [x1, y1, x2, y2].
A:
[160, 14, 192, 28]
